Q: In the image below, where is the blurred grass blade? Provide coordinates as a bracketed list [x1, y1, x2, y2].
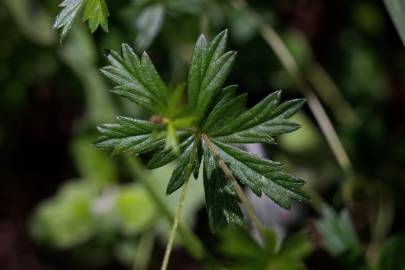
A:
[383, 0, 405, 46]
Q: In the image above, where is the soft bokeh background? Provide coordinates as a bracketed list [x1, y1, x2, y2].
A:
[1, 0, 405, 269]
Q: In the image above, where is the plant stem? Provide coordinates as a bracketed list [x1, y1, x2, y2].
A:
[133, 231, 154, 270]
[160, 135, 200, 270]
[161, 179, 190, 270]
[124, 156, 204, 259]
[231, 0, 353, 174]
[202, 134, 266, 238]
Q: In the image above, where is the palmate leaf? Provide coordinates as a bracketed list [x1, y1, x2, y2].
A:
[54, 0, 110, 41]
[94, 31, 307, 232]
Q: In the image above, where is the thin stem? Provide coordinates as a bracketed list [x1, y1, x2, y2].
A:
[123, 156, 205, 260]
[202, 134, 266, 238]
[231, 0, 353, 174]
[133, 231, 154, 270]
[161, 179, 190, 270]
[160, 135, 200, 270]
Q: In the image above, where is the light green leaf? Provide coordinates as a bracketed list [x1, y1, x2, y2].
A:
[71, 135, 117, 187]
[83, 0, 109, 33]
[316, 207, 362, 257]
[54, 0, 110, 41]
[135, 4, 165, 51]
[383, 0, 405, 46]
[54, 0, 86, 41]
[115, 184, 157, 234]
[30, 181, 97, 248]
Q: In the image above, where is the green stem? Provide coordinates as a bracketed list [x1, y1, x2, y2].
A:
[161, 179, 190, 270]
[231, 0, 353, 175]
[123, 156, 205, 260]
[161, 135, 200, 270]
[133, 231, 154, 270]
[202, 134, 266, 238]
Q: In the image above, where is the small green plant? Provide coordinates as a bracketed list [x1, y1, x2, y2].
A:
[94, 30, 307, 269]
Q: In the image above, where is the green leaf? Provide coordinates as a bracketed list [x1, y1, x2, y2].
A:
[379, 234, 405, 270]
[93, 116, 166, 156]
[166, 137, 199, 194]
[71, 135, 117, 188]
[219, 227, 309, 270]
[83, 0, 109, 33]
[115, 184, 157, 234]
[147, 136, 194, 169]
[187, 30, 236, 119]
[203, 144, 244, 232]
[135, 4, 165, 51]
[316, 207, 363, 258]
[209, 91, 304, 144]
[206, 139, 307, 209]
[383, 0, 405, 46]
[54, 0, 110, 41]
[100, 44, 168, 114]
[30, 180, 97, 248]
[54, 0, 86, 41]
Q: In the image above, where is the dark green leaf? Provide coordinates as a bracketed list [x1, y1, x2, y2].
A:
[187, 30, 236, 119]
[379, 234, 405, 270]
[209, 91, 304, 145]
[166, 138, 198, 194]
[93, 116, 165, 156]
[100, 44, 168, 114]
[147, 136, 194, 169]
[219, 227, 309, 270]
[207, 139, 307, 209]
[203, 144, 244, 232]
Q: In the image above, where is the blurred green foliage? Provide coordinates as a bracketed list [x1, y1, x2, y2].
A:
[1, 0, 405, 269]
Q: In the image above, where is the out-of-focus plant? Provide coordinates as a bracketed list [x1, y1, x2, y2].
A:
[316, 206, 368, 270]
[383, 0, 405, 46]
[219, 227, 311, 270]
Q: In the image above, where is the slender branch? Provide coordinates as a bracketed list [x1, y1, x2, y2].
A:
[133, 231, 154, 270]
[202, 134, 266, 238]
[161, 135, 200, 270]
[123, 156, 205, 260]
[161, 179, 190, 270]
[307, 62, 359, 127]
[231, 0, 353, 174]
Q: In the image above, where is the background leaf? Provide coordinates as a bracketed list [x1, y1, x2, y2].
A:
[135, 4, 165, 51]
